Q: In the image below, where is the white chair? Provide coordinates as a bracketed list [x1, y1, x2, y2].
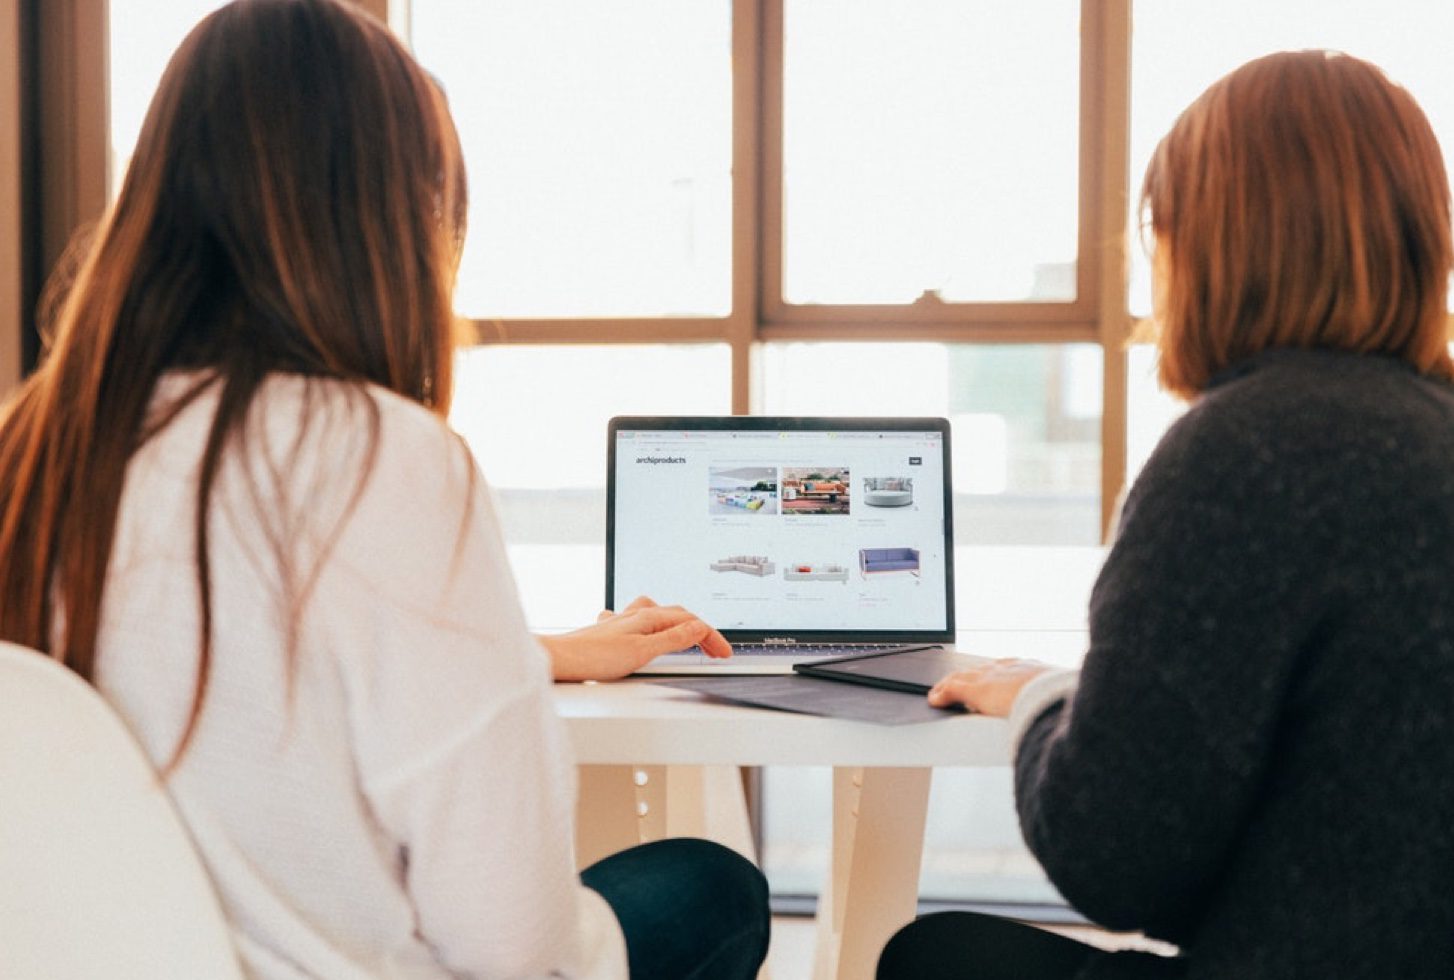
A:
[0, 641, 244, 979]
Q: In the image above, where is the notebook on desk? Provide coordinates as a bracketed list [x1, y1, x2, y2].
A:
[606, 415, 956, 674]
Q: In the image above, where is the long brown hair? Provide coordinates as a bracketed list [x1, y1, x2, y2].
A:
[1142, 50, 1453, 398]
[0, 0, 467, 761]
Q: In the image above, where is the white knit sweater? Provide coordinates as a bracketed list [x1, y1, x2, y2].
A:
[93, 373, 626, 979]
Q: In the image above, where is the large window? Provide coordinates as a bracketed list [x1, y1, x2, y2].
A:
[410, 0, 1121, 565]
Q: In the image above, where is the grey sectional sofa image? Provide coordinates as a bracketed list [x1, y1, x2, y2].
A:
[710, 555, 776, 576]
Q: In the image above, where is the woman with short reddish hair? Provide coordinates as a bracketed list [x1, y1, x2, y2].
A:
[881, 50, 1454, 979]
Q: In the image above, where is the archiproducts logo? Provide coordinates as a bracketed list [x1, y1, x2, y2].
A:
[636, 455, 686, 464]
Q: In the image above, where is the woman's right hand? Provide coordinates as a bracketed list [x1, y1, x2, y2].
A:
[539, 596, 732, 682]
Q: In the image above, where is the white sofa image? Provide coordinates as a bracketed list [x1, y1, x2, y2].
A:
[782, 563, 849, 583]
[710, 555, 775, 576]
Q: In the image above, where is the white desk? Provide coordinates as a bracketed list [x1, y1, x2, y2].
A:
[553, 628, 1088, 980]
[529, 545, 1102, 980]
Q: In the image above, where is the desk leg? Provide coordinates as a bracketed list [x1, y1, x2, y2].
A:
[575, 765, 710, 866]
[577, 765, 771, 980]
[620, 765, 759, 863]
[576, 765, 760, 865]
[812, 767, 931, 980]
[575, 765, 643, 869]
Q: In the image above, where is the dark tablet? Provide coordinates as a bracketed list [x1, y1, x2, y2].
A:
[792, 646, 987, 694]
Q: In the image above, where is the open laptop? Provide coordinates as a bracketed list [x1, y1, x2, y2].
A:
[607, 416, 955, 673]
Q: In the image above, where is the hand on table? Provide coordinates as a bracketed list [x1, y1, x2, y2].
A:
[927, 658, 1053, 717]
[539, 596, 733, 682]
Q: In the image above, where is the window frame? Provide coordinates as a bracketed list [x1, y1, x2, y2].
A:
[9, 0, 110, 383]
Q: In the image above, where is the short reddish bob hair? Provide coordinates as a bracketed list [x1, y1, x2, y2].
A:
[1141, 50, 1454, 398]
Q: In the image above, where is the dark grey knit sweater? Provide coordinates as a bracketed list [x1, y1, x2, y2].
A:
[1017, 348, 1454, 979]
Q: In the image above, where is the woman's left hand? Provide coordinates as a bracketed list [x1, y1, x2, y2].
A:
[539, 596, 733, 682]
[927, 658, 1052, 717]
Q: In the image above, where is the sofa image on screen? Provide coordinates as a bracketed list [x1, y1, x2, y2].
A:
[716, 492, 767, 511]
[710, 555, 775, 576]
[783, 479, 848, 499]
[780, 468, 851, 514]
[782, 563, 849, 583]
[859, 547, 920, 577]
[709, 467, 779, 516]
[863, 477, 913, 507]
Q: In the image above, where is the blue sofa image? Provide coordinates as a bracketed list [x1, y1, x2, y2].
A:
[859, 547, 920, 577]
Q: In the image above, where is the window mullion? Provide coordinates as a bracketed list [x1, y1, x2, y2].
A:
[1086, 0, 1133, 540]
[731, 0, 763, 416]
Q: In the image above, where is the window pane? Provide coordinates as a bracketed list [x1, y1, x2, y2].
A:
[1128, 0, 1454, 316]
[450, 344, 731, 627]
[783, 0, 1081, 305]
[411, 2, 732, 319]
[109, 1, 229, 197]
[760, 343, 1101, 544]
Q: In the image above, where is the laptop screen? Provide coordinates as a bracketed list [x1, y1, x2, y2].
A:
[607, 417, 955, 642]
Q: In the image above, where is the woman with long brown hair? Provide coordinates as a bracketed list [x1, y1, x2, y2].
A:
[0, 1, 766, 976]
[879, 50, 1454, 978]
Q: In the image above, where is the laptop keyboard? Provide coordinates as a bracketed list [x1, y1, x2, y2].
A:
[674, 643, 928, 658]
